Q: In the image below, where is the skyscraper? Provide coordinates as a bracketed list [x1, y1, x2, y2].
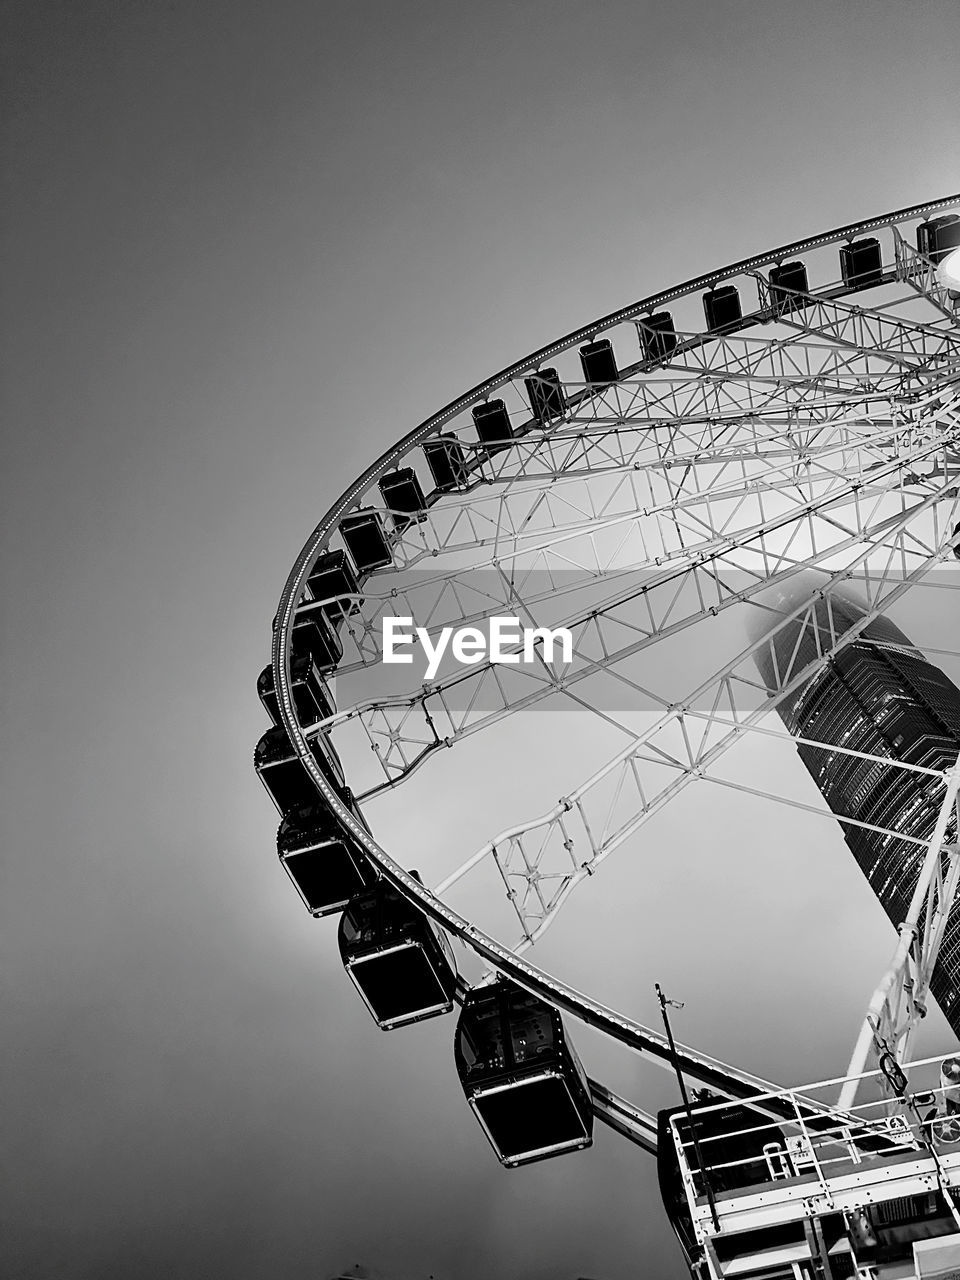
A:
[754, 594, 960, 1032]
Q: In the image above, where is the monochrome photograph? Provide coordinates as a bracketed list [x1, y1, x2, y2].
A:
[4, 4, 960, 1278]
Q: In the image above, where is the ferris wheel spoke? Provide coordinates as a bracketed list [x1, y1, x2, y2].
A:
[324, 471, 957, 765]
[349, 534, 953, 801]
[335, 538, 958, 796]
[394, 361, 955, 557]
[424, 519, 956, 944]
[485, 406, 894, 491]
[359, 320, 957, 564]
[329, 426, 954, 681]
[373, 396, 955, 574]
[661, 303, 956, 386]
[774, 298, 958, 372]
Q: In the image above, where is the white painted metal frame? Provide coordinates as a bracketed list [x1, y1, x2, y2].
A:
[671, 1051, 960, 1256]
[270, 195, 960, 1126]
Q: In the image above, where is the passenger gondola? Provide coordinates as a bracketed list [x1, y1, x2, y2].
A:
[254, 725, 346, 815]
[423, 434, 468, 492]
[840, 237, 883, 290]
[307, 549, 362, 628]
[472, 399, 515, 453]
[379, 467, 427, 530]
[454, 979, 593, 1166]
[289, 600, 343, 671]
[337, 874, 457, 1029]
[703, 284, 742, 333]
[340, 509, 393, 573]
[638, 310, 678, 363]
[768, 260, 810, 315]
[270, 598, 343, 673]
[277, 798, 376, 916]
[579, 338, 619, 385]
[257, 653, 335, 728]
[523, 368, 565, 424]
[917, 214, 960, 265]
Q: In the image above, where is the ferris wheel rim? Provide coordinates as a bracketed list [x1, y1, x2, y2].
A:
[269, 193, 960, 1101]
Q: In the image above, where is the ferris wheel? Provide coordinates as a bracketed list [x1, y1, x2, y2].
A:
[259, 196, 960, 1280]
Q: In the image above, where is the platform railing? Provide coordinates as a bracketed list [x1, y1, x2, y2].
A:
[670, 1051, 960, 1242]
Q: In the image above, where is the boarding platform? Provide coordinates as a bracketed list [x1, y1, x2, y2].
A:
[659, 1054, 960, 1280]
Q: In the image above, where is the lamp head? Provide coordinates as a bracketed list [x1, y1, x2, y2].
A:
[937, 245, 960, 291]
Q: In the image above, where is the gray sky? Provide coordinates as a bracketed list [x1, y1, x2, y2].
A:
[3, 3, 960, 1278]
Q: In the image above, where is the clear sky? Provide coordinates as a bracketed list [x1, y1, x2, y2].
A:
[3, 3, 960, 1278]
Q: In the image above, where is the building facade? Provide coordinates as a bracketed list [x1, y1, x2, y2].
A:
[754, 595, 960, 1032]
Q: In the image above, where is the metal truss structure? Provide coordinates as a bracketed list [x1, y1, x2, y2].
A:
[270, 195, 960, 1276]
[840, 768, 960, 1110]
[667, 1052, 960, 1278]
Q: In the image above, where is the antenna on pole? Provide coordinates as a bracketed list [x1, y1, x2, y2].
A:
[656, 982, 721, 1234]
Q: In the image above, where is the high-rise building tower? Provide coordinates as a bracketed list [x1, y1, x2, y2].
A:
[754, 595, 960, 1031]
